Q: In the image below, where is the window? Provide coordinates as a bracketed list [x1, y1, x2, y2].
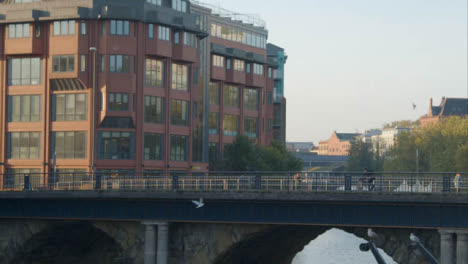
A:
[244, 117, 258, 138]
[212, 55, 224, 68]
[109, 55, 130, 73]
[145, 58, 164, 87]
[254, 63, 264, 75]
[51, 131, 87, 159]
[226, 58, 231, 70]
[192, 102, 198, 119]
[34, 24, 41, 38]
[209, 82, 219, 105]
[170, 135, 188, 161]
[183, 32, 196, 48]
[234, 59, 245, 72]
[158, 26, 170, 41]
[53, 20, 75, 36]
[209, 142, 219, 162]
[144, 133, 163, 160]
[80, 21, 86, 35]
[8, 95, 41, 122]
[174, 32, 180, 44]
[268, 119, 272, 131]
[7, 132, 41, 159]
[146, 0, 162, 5]
[108, 93, 129, 111]
[171, 63, 189, 91]
[268, 68, 272, 78]
[223, 85, 239, 108]
[5, 168, 41, 189]
[209, 112, 219, 135]
[52, 93, 87, 121]
[101, 21, 106, 36]
[14, 0, 40, 2]
[144, 96, 164, 123]
[8, 23, 29, 38]
[223, 114, 239, 136]
[110, 20, 130, 36]
[244, 88, 259, 111]
[172, 0, 187, 12]
[52, 55, 75, 72]
[80, 55, 86, 72]
[8, 57, 41, 85]
[98, 132, 135, 160]
[148, 24, 154, 39]
[100, 55, 105, 72]
[246, 63, 251, 73]
[268, 92, 272, 104]
[171, 99, 189, 126]
[210, 23, 267, 49]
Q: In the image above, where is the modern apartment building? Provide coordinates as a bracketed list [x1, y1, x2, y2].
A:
[0, 0, 285, 183]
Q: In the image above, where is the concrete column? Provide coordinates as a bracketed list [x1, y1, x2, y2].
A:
[157, 222, 169, 264]
[457, 232, 468, 264]
[440, 230, 456, 264]
[144, 223, 156, 264]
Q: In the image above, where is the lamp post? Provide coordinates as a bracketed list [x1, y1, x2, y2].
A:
[410, 233, 439, 264]
[360, 229, 387, 264]
[89, 47, 97, 177]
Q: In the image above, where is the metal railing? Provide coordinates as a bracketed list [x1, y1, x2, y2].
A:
[0, 172, 466, 194]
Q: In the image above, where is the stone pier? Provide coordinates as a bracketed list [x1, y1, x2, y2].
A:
[143, 221, 169, 264]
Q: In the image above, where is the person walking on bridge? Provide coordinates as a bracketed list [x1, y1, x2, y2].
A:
[454, 173, 461, 193]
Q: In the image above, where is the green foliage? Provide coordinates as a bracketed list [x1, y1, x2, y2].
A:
[384, 116, 468, 172]
[383, 120, 419, 129]
[217, 135, 303, 172]
[346, 140, 381, 171]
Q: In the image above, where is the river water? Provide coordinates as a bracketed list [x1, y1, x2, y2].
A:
[292, 229, 398, 264]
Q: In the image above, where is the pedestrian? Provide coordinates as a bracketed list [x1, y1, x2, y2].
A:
[454, 174, 461, 193]
[359, 168, 369, 191]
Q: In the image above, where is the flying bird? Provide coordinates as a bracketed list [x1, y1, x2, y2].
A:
[410, 233, 421, 243]
[412, 103, 417, 110]
[368, 228, 378, 239]
[192, 198, 205, 209]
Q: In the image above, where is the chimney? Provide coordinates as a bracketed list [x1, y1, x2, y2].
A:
[428, 98, 433, 116]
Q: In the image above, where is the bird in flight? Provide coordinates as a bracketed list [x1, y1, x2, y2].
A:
[412, 103, 417, 110]
[192, 198, 205, 209]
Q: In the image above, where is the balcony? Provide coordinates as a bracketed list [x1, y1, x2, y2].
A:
[246, 73, 265, 88]
[5, 35, 43, 55]
[172, 44, 197, 63]
[211, 66, 225, 81]
[226, 69, 246, 85]
[146, 39, 172, 58]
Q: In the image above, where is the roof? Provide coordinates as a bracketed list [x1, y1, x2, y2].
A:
[440, 98, 468, 116]
[336, 133, 361, 141]
[50, 78, 86, 91]
[267, 43, 284, 56]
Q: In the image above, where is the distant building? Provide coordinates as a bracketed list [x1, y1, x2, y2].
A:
[371, 127, 410, 154]
[286, 142, 314, 153]
[362, 129, 382, 144]
[318, 131, 361, 156]
[420, 97, 468, 127]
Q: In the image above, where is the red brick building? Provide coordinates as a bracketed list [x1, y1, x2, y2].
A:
[420, 97, 468, 127]
[318, 131, 360, 156]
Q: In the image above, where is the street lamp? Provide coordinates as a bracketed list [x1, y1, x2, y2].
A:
[89, 47, 97, 176]
[359, 229, 387, 264]
[409, 233, 439, 264]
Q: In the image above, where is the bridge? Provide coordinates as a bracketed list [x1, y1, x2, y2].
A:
[0, 171, 467, 264]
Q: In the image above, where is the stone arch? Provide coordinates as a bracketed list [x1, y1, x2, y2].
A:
[212, 225, 440, 264]
[9, 221, 126, 264]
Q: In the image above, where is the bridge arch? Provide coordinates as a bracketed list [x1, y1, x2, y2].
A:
[9, 222, 126, 264]
[212, 226, 439, 264]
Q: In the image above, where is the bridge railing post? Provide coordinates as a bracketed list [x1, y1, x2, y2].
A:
[255, 173, 262, 190]
[23, 173, 30, 191]
[345, 174, 352, 191]
[172, 175, 179, 190]
[443, 175, 451, 193]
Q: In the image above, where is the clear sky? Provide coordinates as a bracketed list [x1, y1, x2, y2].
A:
[204, 0, 468, 143]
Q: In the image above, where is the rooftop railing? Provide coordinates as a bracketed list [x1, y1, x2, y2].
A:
[0, 172, 466, 194]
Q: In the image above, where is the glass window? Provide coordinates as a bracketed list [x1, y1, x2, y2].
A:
[226, 58, 231, 70]
[172, 0, 187, 12]
[52, 55, 75, 72]
[174, 32, 180, 44]
[243, 88, 258, 111]
[268, 68, 272, 78]
[8, 57, 41, 85]
[171, 63, 189, 91]
[148, 24, 154, 39]
[268, 92, 272, 104]
[246, 63, 251, 73]
[170, 99, 189, 126]
[244, 117, 258, 138]
[209, 142, 219, 162]
[8, 23, 30, 38]
[146, 0, 162, 5]
[170, 135, 188, 161]
[144, 133, 163, 160]
[223, 114, 239, 137]
[80, 55, 86, 72]
[144, 96, 164, 123]
[53, 20, 75, 36]
[109, 55, 130, 73]
[234, 59, 245, 72]
[52, 93, 87, 121]
[253, 63, 264, 76]
[209, 112, 219, 135]
[145, 58, 164, 87]
[108, 93, 129, 111]
[5, 168, 41, 189]
[80, 21, 86, 35]
[223, 85, 239, 108]
[212, 55, 224, 68]
[8, 95, 41, 122]
[51, 131, 87, 159]
[209, 82, 219, 105]
[98, 132, 135, 160]
[183, 32, 196, 48]
[158, 26, 170, 41]
[7, 132, 41, 159]
[110, 20, 130, 36]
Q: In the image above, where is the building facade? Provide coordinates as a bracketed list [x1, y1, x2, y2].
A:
[420, 97, 468, 127]
[0, 0, 283, 185]
[318, 131, 360, 156]
[370, 127, 410, 155]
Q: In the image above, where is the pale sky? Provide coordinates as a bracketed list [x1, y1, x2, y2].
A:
[207, 0, 468, 143]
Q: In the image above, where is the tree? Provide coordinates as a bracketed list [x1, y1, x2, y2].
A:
[346, 140, 376, 171]
[217, 135, 303, 172]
